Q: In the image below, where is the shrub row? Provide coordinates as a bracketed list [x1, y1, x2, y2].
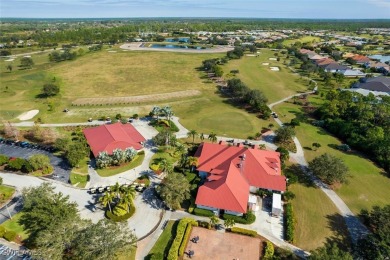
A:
[284, 203, 295, 243]
[0, 155, 9, 166]
[188, 198, 195, 214]
[0, 226, 17, 242]
[264, 241, 275, 259]
[229, 227, 257, 237]
[167, 218, 197, 260]
[178, 224, 193, 257]
[222, 211, 256, 224]
[197, 220, 211, 229]
[106, 204, 135, 222]
[193, 207, 214, 217]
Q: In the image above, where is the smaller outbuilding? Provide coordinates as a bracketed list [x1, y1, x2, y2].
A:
[83, 122, 145, 157]
[272, 193, 282, 217]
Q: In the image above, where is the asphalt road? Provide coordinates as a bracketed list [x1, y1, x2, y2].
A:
[0, 143, 71, 184]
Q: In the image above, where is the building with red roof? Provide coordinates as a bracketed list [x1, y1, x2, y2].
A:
[83, 122, 145, 157]
[194, 142, 286, 215]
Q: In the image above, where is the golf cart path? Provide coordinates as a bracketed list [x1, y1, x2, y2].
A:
[268, 93, 369, 244]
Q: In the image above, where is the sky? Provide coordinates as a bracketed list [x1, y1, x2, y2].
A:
[1, 0, 390, 19]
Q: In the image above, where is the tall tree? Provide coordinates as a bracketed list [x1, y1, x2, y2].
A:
[208, 132, 217, 143]
[309, 242, 353, 260]
[71, 219, 137, 260]
[19, 183, 79, 246]
[309, 153, 349, 185]
[156, 172, 190, 210]
[187, 129, 198, 144]
[99, 191, 114, 213]
[275, 126, 295, 144]
[20, 57, 34, 69]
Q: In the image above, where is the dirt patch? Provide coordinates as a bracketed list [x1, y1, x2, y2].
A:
[17, 109, 39, 120]
[72, 90, 201, 106]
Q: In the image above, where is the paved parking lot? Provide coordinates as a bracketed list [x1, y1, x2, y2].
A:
[0, 144, 70, 183]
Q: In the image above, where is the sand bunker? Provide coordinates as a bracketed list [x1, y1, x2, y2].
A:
[262, 62, 269, 65]
[17, 110, 39, 120]
[23, 55, 31, 58]
[5, 59, 14, 62]
[270, 67, 280, 71]
[246, 54, 256, 57]
[108, 50, 117, 53]
[269, 58, 277, 61]
[257, 51, 261, 54]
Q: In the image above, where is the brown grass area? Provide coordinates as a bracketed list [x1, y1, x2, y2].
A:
[72, 90, 201, 105]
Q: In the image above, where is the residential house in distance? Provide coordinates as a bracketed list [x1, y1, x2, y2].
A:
[323, 63, 349, 73]
[83, 122, 145, 157]
[340, 69, 366, 77]
[351, 54, 371, 65]
[352, 76, 390, 95]
[194, 142, 286, 216]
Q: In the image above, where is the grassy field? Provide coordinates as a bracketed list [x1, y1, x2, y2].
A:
[283, 36, 322, 46]
[0, 212, 29, 240]
[289, 183, 349, 251]
[96, 153, 145, 177]
[0, 185, 15, 206]
[146, 220, 178, 259]
[70, 173, 89, 188]
[223, 49, 310, 103]
[273, 101, 390, 214]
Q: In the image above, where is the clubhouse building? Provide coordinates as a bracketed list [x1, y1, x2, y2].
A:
[194, 142, 286, 216]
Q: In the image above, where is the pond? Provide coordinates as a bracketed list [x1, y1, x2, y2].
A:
[149, 44, 206, 50]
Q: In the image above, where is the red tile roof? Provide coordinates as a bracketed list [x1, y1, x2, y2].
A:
[352, 55, 371, 62]
[194, 143, 286, 213]
[83, 123, 145, 157]
[195, 162, 250, 213]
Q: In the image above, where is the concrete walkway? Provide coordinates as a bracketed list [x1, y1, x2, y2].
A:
[269, 93, 369, 244]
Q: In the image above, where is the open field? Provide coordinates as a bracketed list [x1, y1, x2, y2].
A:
[289, 183, 349, 251]
[223, 49, 310, 103]
[283, 36, 322, 46]
[273, 101, 390, 214]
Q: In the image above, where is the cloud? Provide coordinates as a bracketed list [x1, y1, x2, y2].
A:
[368, 0, 390, 8]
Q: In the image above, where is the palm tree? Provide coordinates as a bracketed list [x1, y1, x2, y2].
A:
[186, 156, 198, 172]
[200, 133, 205, 141]
[187, 129, 198, 144]
[111, 182, 121, 199]
[99, 192, 114, 213]
[209, 215, 220, 228]
[224, 218, 235, 230]
[160, 158, 173, 174]
[208, 132, 217, 143]
[120, 187, 135, 212]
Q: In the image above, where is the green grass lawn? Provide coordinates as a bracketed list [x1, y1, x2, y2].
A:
[0, 185, 16, 206]
[0, 212, 29, 240]
[96, 153, 145, 177]
[289, 183, 350, 251]
[223, 49, 309, 103]
[146, 220, 178, 259]
[69, 172, 89, 188]
[283, 36, 322, 46]
[274, 102, 390, 214]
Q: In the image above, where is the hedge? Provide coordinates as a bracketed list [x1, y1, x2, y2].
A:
[193, 208, 214, 217]
[230, 227, 257, 237]
[106, 203, 135, 222]
[0, 226, 6, 237]
[188, 198, 195, 214]
[178, 224, 193, 256]
[284, 203, 295, 243]
[0, 155, 9, 166]
[264, 241, 275, 259]
[167, 218, 197, 260]
[222, 211, 256, 224]
[197, 220, 211, 229]
[3, 230, 17, 242]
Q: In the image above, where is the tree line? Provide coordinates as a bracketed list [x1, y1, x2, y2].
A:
[315, 90, 390, 174]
